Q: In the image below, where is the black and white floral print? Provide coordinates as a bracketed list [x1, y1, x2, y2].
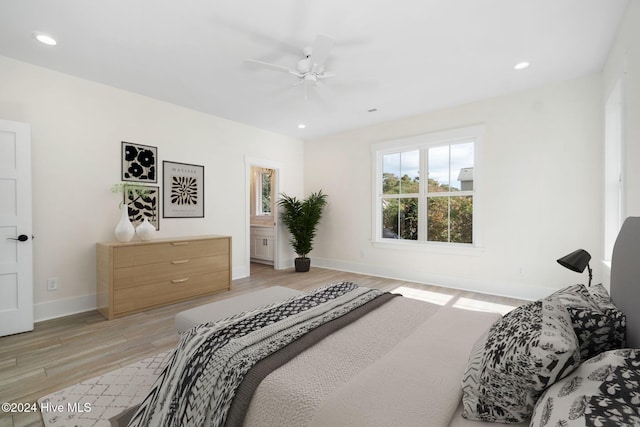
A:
[122, 142, 157, 183]
[551, 284, 626, 362]
[462, 296, 581, 423]
[531, 349, 640, 427]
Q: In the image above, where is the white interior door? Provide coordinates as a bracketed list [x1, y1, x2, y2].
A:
[0, 119, 33, 336]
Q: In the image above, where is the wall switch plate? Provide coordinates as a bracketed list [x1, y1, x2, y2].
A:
[47, 278, 58, 291]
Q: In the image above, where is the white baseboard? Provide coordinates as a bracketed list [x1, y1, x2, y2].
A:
[233, 263, 250, 280]
[34, 293, 97, 322]
[312, 257, 552, 302]
[34, 266, 252, 322]
[34, 259, 550, 322]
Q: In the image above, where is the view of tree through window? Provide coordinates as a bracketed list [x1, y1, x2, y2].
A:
[380, 140, 474, 244]
[382, 150, 419, 239]
[259, 170, 272, 215]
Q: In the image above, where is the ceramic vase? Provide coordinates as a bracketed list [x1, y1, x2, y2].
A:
[114, 204, 135, 242]
[136, 217, 156, 241]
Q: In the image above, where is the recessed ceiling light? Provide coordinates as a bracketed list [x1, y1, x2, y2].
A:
[34, 33, 57, 46]
[514, 61, 530, 70]
[297, 123, 306, 129]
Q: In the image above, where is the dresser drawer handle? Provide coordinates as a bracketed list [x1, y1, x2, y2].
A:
[171, 260, 190, 264]
[171, 278, 190, 284]
[171, 242, 190, 246]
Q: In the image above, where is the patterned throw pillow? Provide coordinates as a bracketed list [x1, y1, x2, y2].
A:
[530, 349, 640, 427]
[588, 284, 616, 309]
[588, 283, 626, 350]
[462, 296, 580, 423]
[551, 284, 625, 361]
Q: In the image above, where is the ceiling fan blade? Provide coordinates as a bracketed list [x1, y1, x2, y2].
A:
[309, 34, 334, 73]
[245, 59, 303, 77]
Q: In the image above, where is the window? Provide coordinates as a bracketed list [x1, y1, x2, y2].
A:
[373, 126, 482, 248]
[604, 79, 624, 262]
[256, 168, 273, 216]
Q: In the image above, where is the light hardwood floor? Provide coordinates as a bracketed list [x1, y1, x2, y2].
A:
[0, 264, 526, 427]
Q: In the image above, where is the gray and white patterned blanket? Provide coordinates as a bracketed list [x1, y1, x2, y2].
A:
[126, 283, 387, 427]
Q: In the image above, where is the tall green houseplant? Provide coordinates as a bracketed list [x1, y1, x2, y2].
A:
[278, 190, 328, 272]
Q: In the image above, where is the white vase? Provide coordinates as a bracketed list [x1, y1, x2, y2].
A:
[136, 217, 156, 241]
[114, 204, 135, 242]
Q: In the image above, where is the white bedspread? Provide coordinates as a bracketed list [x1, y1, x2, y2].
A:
[243, 297, 501, 427]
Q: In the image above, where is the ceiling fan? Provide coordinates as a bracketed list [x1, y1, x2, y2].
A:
[246, 34, 336, 100]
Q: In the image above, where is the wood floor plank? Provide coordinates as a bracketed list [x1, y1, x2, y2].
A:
[0, 263, 526, 426]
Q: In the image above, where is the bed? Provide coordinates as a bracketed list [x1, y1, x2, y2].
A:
[118, 217, 640, 427]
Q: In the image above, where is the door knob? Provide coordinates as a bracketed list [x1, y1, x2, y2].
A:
[7, 234, 29, 242]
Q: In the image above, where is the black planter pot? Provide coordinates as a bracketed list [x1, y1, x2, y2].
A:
[294, 257, 311, 272]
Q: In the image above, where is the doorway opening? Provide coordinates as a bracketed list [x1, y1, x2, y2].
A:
[246, 158, 281, 275]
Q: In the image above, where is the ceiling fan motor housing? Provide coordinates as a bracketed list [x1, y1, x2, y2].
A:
[297, 58, 311, 73]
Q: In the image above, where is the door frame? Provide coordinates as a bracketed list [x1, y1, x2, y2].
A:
[244, 156, 281, 274]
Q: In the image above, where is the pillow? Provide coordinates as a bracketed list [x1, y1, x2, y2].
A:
[588, 283, 627, 350]
[461, 296, 580, 423]
[551, 284, 601, 312]
[530, 349, 640, 427]
[588, 283, 618, 311]
[551, 284, 625, 361]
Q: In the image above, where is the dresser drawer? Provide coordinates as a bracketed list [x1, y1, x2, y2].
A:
[113, 238, 229, 268]
[113, 270, 230, 315]
[113, 254, 229, 289]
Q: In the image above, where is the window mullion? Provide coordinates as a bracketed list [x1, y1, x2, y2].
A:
[447, 145, 452, 242]
[419, 147, 427, 242]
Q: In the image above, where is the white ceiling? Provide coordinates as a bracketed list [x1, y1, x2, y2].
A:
[0, 0, 629, 140]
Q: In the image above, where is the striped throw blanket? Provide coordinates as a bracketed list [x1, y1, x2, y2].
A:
[127, 283, 386, 427]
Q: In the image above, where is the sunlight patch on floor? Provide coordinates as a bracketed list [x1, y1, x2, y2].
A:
[452, 297, 516, 315]
[392, 286, 454, 306]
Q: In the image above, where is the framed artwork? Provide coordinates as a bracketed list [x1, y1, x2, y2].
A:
[122, 141, 157, 183]
[125, 185, 160, 230]
[163, 161, 204, 218]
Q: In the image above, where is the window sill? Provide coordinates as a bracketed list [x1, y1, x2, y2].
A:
[371, 240, 485, 256]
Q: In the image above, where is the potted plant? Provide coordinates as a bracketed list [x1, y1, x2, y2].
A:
[277, 190, 328, 272]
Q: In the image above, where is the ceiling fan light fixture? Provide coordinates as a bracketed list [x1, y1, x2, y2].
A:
[34, 32, 57, 46]
[304, 74, 318, 84]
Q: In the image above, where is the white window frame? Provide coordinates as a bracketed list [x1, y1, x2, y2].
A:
[604, 78, 625, 263]
[371, 125, 484, 255]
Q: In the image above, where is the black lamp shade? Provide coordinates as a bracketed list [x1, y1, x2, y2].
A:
[557, 249, 591, 273]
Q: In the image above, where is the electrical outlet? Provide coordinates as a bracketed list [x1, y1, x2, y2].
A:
[47, 278, 58, 291]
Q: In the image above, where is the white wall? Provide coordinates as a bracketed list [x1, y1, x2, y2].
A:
[305, 75, 603, 301]
[604, 1, 640, 219]
[0, 56, 304, 321]
[601, 0, 640, 285]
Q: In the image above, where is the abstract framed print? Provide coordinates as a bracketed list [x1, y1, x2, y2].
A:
[163, 161, 204, 218]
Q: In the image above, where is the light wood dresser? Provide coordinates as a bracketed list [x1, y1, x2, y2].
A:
[96, 235, 231, 320]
